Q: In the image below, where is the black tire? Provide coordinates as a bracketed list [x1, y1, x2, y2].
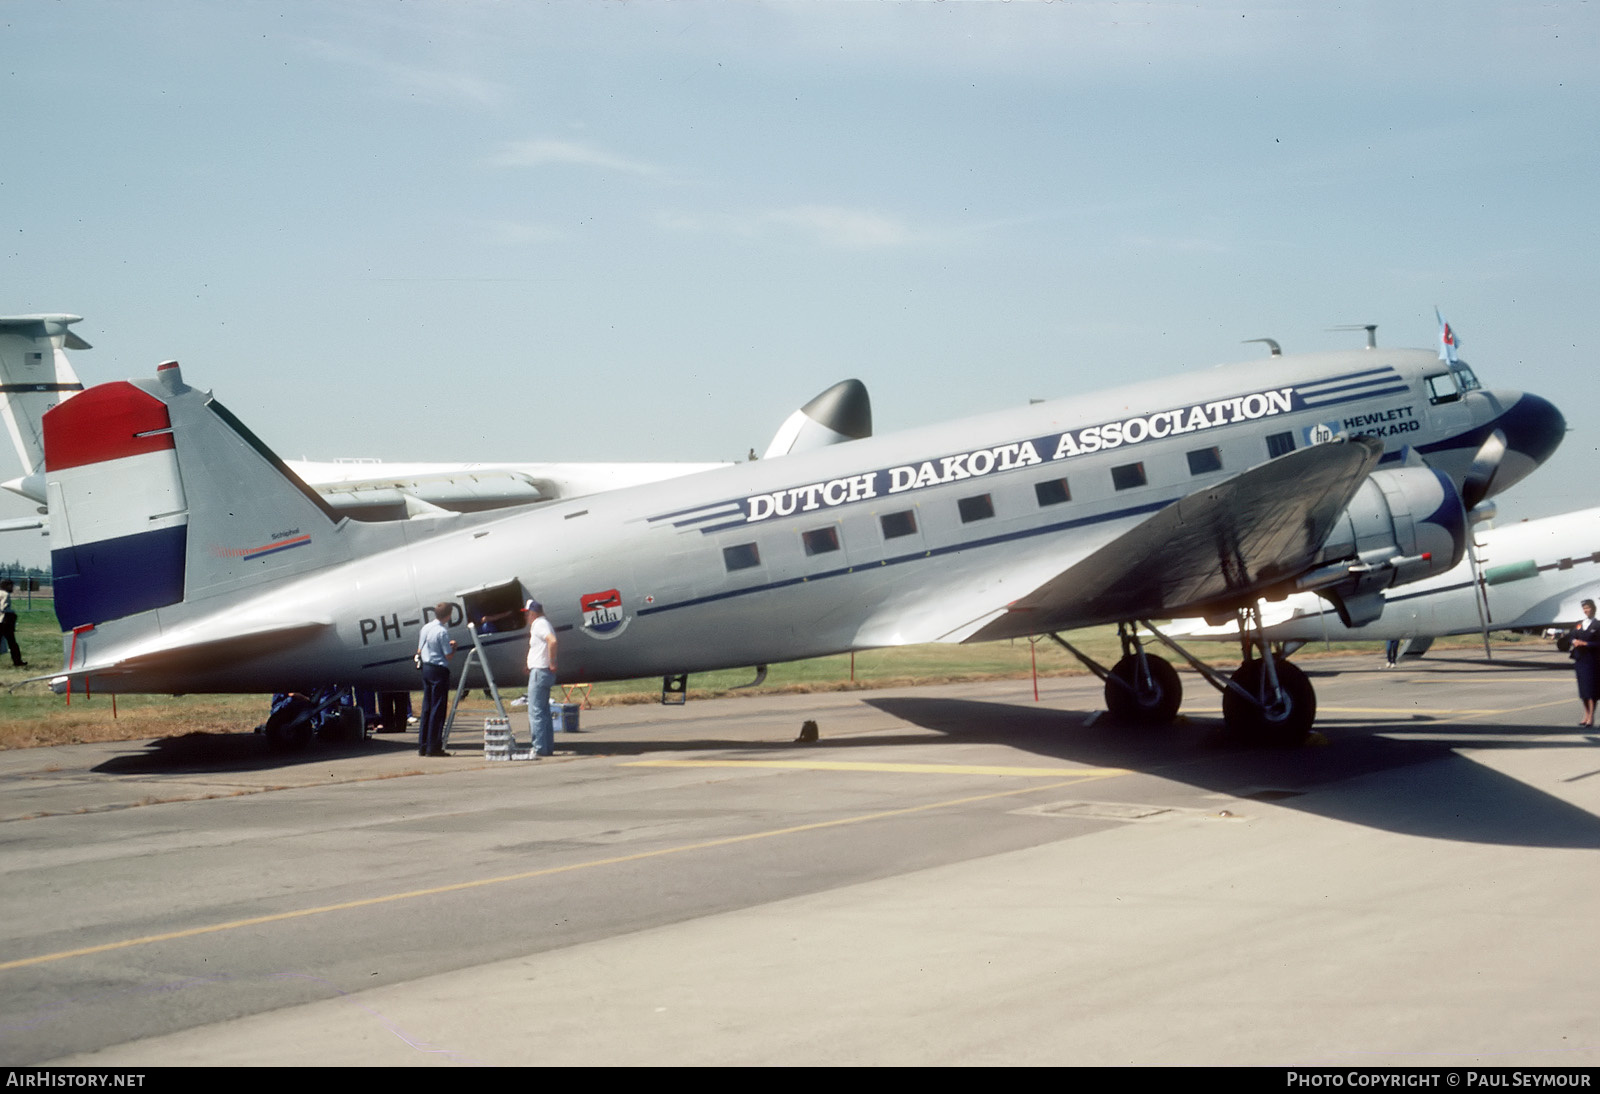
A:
[263, 699, 315, 752]
[321, 705, 367, 744]
[1104, 653, 1182, 726]
[1222, 657, 1316, 747]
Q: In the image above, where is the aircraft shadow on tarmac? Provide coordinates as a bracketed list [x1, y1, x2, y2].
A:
[83, 662, 1600, 851]
[89, 732, 426, 775]
[860, 694, 1600, 851]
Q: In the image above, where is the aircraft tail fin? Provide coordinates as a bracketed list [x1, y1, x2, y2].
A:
[0, 314, 88, 483]
[44, 361, 351, 631]
[763, 379, 872, 459]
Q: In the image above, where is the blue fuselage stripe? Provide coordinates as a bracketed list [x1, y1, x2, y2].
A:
[637, 498, 1172, 618]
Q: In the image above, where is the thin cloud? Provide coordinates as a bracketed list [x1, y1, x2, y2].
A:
[1121, 233, 1229, 255]
[488, 139, 666, 178]
[765, 206, 914, 249]
[301, 39, 502, 107]
[658, 205, 917, 250]
[482, 220, 566, 246]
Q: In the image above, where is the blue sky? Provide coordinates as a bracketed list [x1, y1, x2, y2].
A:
[4, 1, 1597, 564]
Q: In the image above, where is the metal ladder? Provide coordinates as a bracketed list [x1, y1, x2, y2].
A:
[444, 623, 510, 747]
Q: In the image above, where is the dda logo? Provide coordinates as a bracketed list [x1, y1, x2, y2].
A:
[580, 589, 627, 637]
[1304, 420, 1343, 445]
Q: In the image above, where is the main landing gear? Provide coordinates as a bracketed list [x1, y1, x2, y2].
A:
[1047, 606, 1318, 747]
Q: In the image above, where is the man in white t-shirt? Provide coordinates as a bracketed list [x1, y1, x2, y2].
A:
[526, 599, 558, 757]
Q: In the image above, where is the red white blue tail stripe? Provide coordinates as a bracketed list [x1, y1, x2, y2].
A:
[44, 382, 189, 629]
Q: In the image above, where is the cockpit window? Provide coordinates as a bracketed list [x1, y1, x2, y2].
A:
[1425, 372, 1460, 405]
[1450, 362, 1481, 393]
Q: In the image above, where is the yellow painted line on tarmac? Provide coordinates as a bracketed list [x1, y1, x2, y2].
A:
[1186, 705, 1507, 718]
[1457, 696, 1577, 721]
[1187, 697, 1576, 722]
[1319, 706, 1503, 716]
[623, 758, 1129, 778]
[0, 773, 1114, 974]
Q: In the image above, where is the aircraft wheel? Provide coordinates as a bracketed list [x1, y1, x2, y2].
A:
[1222, 657, 1316, 747]
[322, 705, 367, 744]
[1105, 654, 1182, 726]
[263, 700, 315, 752]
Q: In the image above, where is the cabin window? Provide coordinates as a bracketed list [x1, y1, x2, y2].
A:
[1426, 372, 1461, 405]
[1186, 447, 1223, 475]
[1034, 477, 1071, 507]
[802, 526, 840, 556]
[958, 494, 995, 523]
[1110, 462, 1146, 491]
[1266, 431, 1296, 458]
[880, 510, 918, 540]
[723, 542, 761, 572]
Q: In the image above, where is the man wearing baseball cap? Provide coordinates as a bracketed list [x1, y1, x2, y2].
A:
[525, 599, 558, 757]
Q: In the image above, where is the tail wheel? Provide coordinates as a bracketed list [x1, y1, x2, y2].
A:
[263, 699, 315, 752]
[1105, 654, 1182, 726]
[1222, 657, 1316, 747]
[323, 705, 367, 744]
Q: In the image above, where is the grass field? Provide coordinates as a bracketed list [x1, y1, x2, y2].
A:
[0, 599, 1547, 751]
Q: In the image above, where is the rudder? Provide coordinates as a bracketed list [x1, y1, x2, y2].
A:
[44, 361, 349, 631]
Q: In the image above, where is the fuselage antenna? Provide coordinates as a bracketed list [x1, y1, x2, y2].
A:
[1329, 324, 1378, 350]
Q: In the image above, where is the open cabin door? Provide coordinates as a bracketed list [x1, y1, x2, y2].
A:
[444, 578, 529, 741]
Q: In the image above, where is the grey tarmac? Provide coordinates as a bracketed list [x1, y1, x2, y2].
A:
[3, 646, 1598, 1066]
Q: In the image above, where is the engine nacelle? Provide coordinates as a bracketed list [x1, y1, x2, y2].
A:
[1301, 466, 1468, 627]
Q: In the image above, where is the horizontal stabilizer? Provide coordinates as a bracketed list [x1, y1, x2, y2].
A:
[53, 620, 332, 687]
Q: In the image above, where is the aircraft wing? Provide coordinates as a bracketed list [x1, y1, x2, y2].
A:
[958, 436, 1384, 643]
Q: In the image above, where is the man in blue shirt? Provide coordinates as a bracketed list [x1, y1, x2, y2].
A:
[416, 602, 457, 756]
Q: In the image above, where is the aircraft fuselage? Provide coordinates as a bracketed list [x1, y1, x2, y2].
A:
[55, 347, 1563, 694]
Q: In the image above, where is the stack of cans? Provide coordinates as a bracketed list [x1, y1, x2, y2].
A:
[483, 717, 536, 761]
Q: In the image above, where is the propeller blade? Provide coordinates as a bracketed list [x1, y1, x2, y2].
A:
[1462, 428, 1508, 510]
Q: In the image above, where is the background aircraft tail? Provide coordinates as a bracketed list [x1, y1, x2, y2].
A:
[44, 361, 354, 632]
[0, 314, 88, 492]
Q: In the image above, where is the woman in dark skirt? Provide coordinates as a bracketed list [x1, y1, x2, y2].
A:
[1571, 599, 1600, 728]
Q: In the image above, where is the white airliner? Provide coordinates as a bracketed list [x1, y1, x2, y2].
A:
[1168, 505, 1599, 655]
[36, 318, 1566, 748]
[0, 314, 871, 525]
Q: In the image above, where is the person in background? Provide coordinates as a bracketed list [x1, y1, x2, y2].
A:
[0, 579, 25, 668]
[1570, 599, 1600, 728]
